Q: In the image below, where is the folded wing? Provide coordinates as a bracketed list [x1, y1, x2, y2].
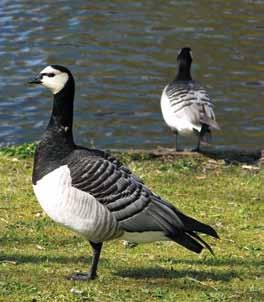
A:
[66, 149, 218, 253]
[165, 82, 220, 130]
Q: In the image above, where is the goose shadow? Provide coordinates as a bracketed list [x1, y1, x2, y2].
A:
[113, 148, 262, 164]
[114, 256, 264, 281]
[159, 257, 264, 268]
[0, 253, 108, 265]
[200, 148, 261, 164]
[114, 266, 237, 281]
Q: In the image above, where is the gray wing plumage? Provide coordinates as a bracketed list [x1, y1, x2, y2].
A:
[166, 81, 219, 129]
[66, 149, 218, 253]
[67, 150, 158, 230]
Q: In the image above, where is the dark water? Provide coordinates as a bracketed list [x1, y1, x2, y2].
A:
[0, 1, 263, 150]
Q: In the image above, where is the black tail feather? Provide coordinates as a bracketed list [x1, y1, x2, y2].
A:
[187, 231, 215, 255]
[176, 211, 219, 239]
[150, 197, 219, 254]
[174, 210, 219, 254]
[168, 232, 204, 254]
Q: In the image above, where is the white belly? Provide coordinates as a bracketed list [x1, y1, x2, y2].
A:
[33, 165, 118, 242]
[120, 231, 168, 243]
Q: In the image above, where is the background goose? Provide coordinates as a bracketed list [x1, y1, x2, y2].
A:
[161, 47, 220, 151]
[29, 65, 219, 281]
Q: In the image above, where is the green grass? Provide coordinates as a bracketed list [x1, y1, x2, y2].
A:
[0, 144, 263, 302]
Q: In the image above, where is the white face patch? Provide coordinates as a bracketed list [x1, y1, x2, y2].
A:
[39, 66, 69, 94]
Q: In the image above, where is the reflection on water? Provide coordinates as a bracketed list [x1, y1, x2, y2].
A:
[0, 1, 263, 150]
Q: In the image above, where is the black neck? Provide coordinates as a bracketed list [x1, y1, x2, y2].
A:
[46, 77, 75, 146]
[175, 61, 192, 81]
[33, 72, 76, 184]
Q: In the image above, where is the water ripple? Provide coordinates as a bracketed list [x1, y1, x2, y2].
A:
[0, 1, 263, 150]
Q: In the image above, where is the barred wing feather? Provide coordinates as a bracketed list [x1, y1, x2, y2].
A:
[65, 149, 218, 253]
[165, 82, 219, 129]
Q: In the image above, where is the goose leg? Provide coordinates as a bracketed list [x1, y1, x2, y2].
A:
[175, 132, 179, 151]
[88, 241, 103, 279]
[196, 135, 201, 152]
[192, 135, 201, 152]
[175, 132, 183, 151]
[66, 241, 103, 281]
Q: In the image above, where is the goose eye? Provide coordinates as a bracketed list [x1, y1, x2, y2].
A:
[41, 73, 55, 78]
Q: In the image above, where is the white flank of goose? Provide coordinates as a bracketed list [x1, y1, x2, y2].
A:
[29, 65, 219, 281]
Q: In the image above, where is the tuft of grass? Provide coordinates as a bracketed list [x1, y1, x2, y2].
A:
[0, 146, 263, 302]
[0, 143, 36, 159]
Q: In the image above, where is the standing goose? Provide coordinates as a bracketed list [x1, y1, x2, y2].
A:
[29, 65, 219, 281]
[161, 47, 220, 151]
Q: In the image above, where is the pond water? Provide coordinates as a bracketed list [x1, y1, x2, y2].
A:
[0, 0, 263, 150]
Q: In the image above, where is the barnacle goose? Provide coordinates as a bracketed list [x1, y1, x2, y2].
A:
[29, 65, 219, 281]
[161, 47, 220, 151]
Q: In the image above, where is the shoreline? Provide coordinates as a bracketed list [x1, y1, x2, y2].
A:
[0, 143, 262, 164]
